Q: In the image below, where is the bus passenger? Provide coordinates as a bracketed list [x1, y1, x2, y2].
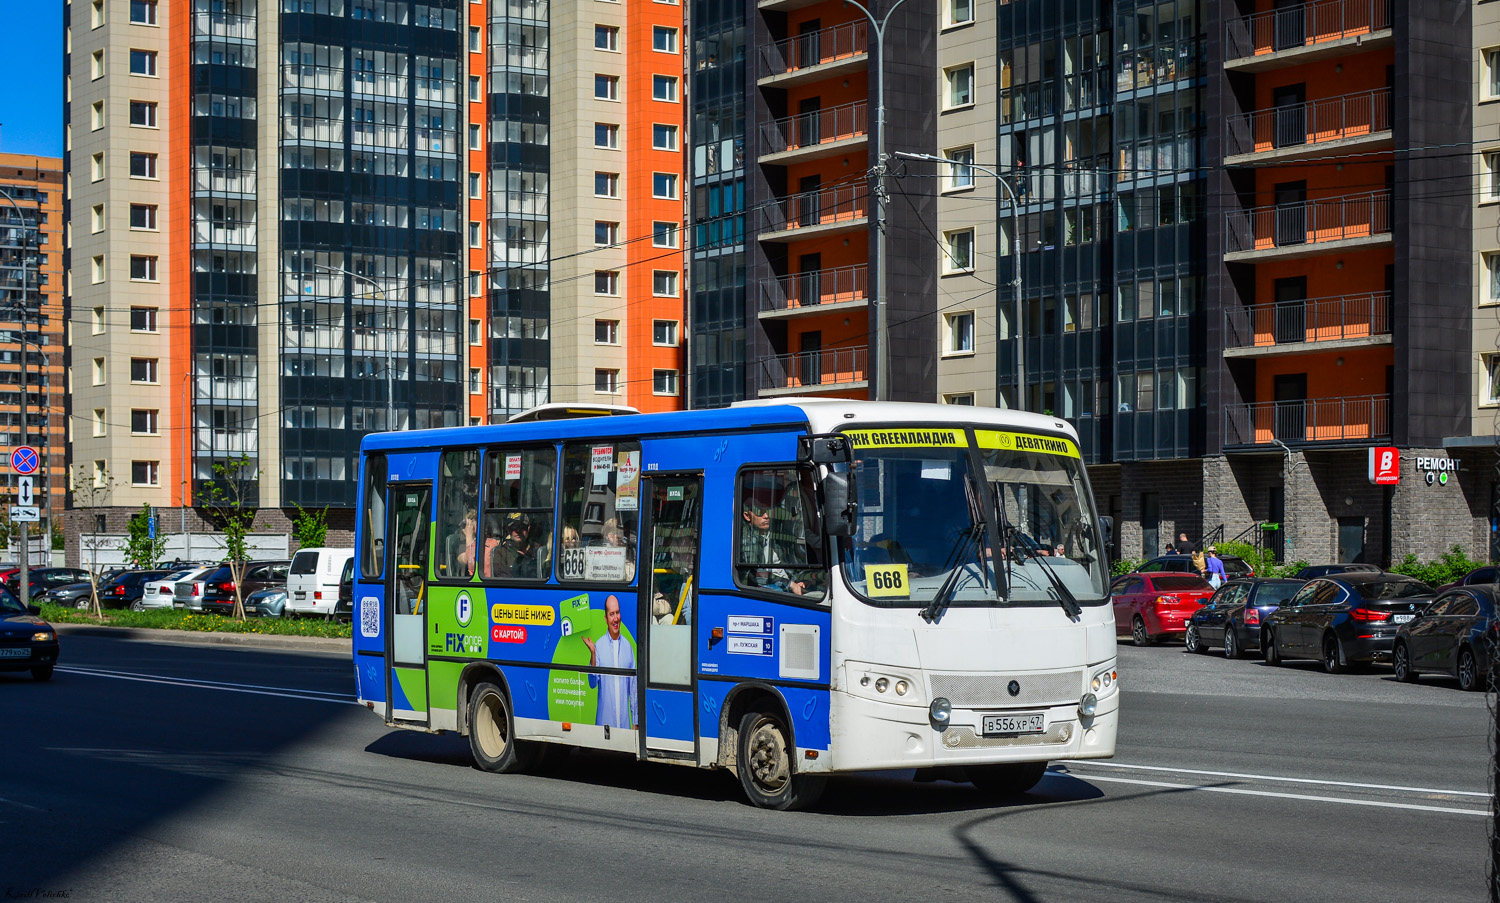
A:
[491, 514, 537, 578]
[451, 511, 478, 575]
[561, 524, 581, 549]
[741, 489, 814, 595]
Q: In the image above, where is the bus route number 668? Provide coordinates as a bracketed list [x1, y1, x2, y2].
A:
[865, 564, 909, 598]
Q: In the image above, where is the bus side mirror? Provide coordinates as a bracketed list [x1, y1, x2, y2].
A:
[821, 472, 856, 537]
[802, 435, 851, 466]
[1099, 516, 1114, 548]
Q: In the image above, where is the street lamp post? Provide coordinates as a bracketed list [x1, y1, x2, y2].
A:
[893, 152, 1025, 410]
[309, 262, 394, 429]
[0, 188, 32, 602]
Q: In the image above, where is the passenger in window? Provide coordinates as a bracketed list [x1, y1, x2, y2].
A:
[450, 511, 478, 575]
[561, 524, 581, 549]
[491, 513, 537, 579]
[740, 489, 816, 595]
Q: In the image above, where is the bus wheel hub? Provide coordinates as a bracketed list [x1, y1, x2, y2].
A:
[748, 723, 789, 790]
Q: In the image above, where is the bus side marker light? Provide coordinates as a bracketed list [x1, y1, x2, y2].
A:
[562, 723, 572, 731]
[804, 750, 818, 759]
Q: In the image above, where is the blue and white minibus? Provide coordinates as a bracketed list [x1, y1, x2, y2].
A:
[352, 400, 1118, 809]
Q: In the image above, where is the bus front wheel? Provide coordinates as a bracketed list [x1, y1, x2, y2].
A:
[969, 761, 1048, 798]
[468, 681, 535, 774]
[736, 711, 825, 811]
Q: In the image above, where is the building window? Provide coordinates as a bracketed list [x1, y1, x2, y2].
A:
[469, 270, 482, 296]
[595, 270, 619, 295]
[93, 462, 108, 489]
[129, 255, 158, 281]
[129, 100, 158, 128]
[469, 26, 481, 52]
[93, 409, 107, 437]
[944, 146, 975, 191]
[944, 64, 974, 109]
[469, 172, 482, 197]
[652, 320, 679, 346]
[595, 25, 618, 50]
[652, 75, 678, 102]
[653, 369, 679, 396]
[130, 358, 158, 383]
[92, 307, 106, 334]
[1487, 48, 1500, 101]
[595, 74, 619, 100]
[469, 221, 481, 247]
[92, 0, 105, 27]
[129, 49, 157, 76]
[945, 0, 974, 27]
[653, 26, 678, 53]
[469, 75, 481, 101]
[595, 172, 619, 197]
[652, 172, 678, 198]
[92, 357, 106, 385]
[653, 270, 679, 296]
[131, 409, 159, 435]
[129, 203, 157, 230]
[595, 221, 619, 246]
[943, 229, 975, 273]
[92, 152, 106, 181]
[1486, 151, 1500, 202]
[91, 204, 106, 233]
[945, 311, 975, 354]
[652, 221, 678, 247]
[91, 50, 106, 80]
[129, 151, 158, 179]
[944, 393, 976, 406]
[468, 124, 481, 149]
[469, 319, 482, 345]
[595, 369, 619, 393]
[1485, 252, 1500, 305]
[130, 0, 157, 24]
[91, 255, 106, 283]
[129, 306, 158, 332]
[653, 123, 678, 150]
[595, 319, 619, 344]
[469, 368, 482, 394]
[91, 101, 104, 130]
[1487, 355, 1500, 405]
[131, 461, 160, 487]
[595, 123, 619, 148]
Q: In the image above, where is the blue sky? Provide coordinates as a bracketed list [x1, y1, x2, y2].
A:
[1, 1, 63, 158]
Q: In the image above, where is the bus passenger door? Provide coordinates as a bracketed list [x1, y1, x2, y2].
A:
[386, 482, 432, 725]
[637, 474, 702, 758]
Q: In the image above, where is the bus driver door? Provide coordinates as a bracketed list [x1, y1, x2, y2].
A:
[637, 474, 702, 759]
[386, 482, 432, 725]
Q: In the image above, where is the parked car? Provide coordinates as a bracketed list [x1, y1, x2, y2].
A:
[1262, 572, 1436, 673]
[1393, 585, 1500, 691]
[1436, 565, 1500, 593]
[1112, 572, 1216, 646]
[200, 561, 290, 616]
[1139, 554, 1254, 580]
[247, 588, 290, 619]
[94, 570, 177, 609]
[1294, 563, 1382, 580]
[52, 581, 99, 610]
[1185, 577, 1306, 658]
[171, 565, 219, 612]
[5, 568, 90, 603]
[136, 568, 201, 611]
[0, 588, 58, 681]
[333, 557, 354, 622]
[285, 547, 355, 618]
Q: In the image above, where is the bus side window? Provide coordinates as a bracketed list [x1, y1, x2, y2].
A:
[361, 453, 387, 580]
[734, 467, 826, 601]
[436, 449, 480, 579]
[559, 441, 640, 584]
[482, 447, 557, 581]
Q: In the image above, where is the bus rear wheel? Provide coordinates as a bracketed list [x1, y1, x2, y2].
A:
[969, 761, 1048, 798]
[736, 711, 825, 811]
[468, 681, 535, 774]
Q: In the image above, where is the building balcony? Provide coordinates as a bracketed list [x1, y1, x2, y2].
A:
[1223, 292, 1392, 357]
[756, 183, 869, 242]
[758, 101, 868, 165]
[758, 21, 868, 88]
[758, 264, 868, 319]
[756, 346, 868, 397]
[1224, 190, 1391, 261]
[1224, 395, 1390, 448]
[1225, 88, 1392, 165]
[193, 10, 256, 42]
[1225, 0, 1392, 72]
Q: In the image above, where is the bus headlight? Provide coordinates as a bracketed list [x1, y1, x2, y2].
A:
[1079, 693, 1098, 718]
[894, 680, 909, 696]
[874, 677, 889, 693]
[929, 697, 952, 726]
[1089, 666, 1117, 695]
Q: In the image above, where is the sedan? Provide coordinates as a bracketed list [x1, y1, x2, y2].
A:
[1112, 572, 1216, 646]
[0, 588, 59, 681]
[95, 570, 176, 609]
[1185, 577, 1306, 658]
[172, 565, 218, 612]
[248, 588, 290, 619]
[52, 582, 99, 610]
[1436, 565, 1500, 593]
[1263, 573, 1435, 673]
[1294, 563, 1382, 580]
[5, 568, 90, 603]
[1393, 586, 1500, 691]
[137, 568, 200, 611]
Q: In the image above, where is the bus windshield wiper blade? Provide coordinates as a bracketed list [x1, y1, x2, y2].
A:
[1003, 523, 1082, 619]
[920, 522, 983, 624]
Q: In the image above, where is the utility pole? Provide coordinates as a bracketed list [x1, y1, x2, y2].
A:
[0, 188, 31, 603]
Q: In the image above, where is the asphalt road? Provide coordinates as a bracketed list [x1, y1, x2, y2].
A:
[2, 631, 1491, 903]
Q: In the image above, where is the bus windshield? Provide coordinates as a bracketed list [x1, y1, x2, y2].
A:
[839, 428, 1107, 607]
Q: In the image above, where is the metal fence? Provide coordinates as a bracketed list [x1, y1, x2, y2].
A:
[760, 101, 868, 156]
[1223, 291, 1392, 348]
[1226, 88, 1390, 158]
[1225, 190, 1390, 255]
[759, 20, 867, 77]
[756, 346, 868, 393]
[759, 265, 868, 314]
[1224, 395, 1390, 447]
[1226, 0, 1391, 61]
[758, 183, 868, 235]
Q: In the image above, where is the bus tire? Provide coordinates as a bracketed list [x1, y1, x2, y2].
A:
[736, 710, 825, 811]
[969, 761, 1047, 798]
[467, 680, 534, 774]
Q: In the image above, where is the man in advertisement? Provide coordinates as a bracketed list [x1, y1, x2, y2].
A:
[584, 594, 636, 729]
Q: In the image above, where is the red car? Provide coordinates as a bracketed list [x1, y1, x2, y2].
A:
[1112, 572, 1216, 646]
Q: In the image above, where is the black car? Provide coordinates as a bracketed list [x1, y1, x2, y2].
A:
[0, 588, 58, 681]
[1294, 563, 1382, 580]
[201, 561, 290, 615]
[94, 570, 176, 609]
[332, 557, 354, 623]
[1185, 577, 1306, 658]
[1393, 586, 1500, 691]
[1140, 554, 1254, 580]
[1263, 573, 1436, 673]
[6, 568, 91, 603]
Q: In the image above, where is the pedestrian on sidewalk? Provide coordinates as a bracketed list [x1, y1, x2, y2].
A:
[1205, 546, 1227, 589]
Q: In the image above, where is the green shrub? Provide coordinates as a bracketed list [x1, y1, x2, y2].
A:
[1111, 557, 1145, 577]
[1215, 541, 1307, 579]
[1390, 545, 1483, 588]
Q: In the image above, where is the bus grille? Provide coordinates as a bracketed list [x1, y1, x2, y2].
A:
[928, 671, 1083, 709]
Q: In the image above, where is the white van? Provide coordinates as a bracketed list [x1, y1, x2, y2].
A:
[285, 547, 355, 617]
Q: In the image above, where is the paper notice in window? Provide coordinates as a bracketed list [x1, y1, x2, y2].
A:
[585, 546, 627, 582]
[591, 445, 614, 486]
[615, 451, 641, 511]
[505, 454, 522, 481]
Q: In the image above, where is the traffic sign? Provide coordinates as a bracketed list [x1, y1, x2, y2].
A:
[16, 476, 33, 507]
[10, 506, 39, 523]
[10, 446, 39, 475]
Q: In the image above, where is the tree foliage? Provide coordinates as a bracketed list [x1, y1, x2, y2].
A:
[200, 456, 258, 620]
[291, 503, 329, 550]
[123, 503, 168, 569]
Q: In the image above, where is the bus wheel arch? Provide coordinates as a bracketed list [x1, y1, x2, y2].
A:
[717, 683, 791, 771]
[456, 663, 511, 738]
[719, 683, 825, 810]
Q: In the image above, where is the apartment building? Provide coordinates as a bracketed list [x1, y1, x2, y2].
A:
[0, 154, 66, 527]
[63, 0, 686, 547]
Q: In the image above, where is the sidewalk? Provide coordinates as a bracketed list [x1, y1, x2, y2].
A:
[53, 622, 352, 653]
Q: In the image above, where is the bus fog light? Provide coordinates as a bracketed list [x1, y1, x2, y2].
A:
[1078, 693, 1098, 717]
[894, 680, 909, 696]
[859, 675, 870, 687]
[929, 697, 951, 725]
[875, 678, 889, 693]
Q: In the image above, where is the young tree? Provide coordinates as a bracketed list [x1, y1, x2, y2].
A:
[291, 503, 329, 550]
[69, 463, 117, 618]
[123, 503, 168, 569]
[200, 456, 258, 620]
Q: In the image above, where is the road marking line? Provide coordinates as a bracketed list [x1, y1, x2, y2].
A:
[60, 664, 351, 699]
[55, 666, 357, 705]
[1072, 773, 1489, 817]
[1072, 761, 1488, 799]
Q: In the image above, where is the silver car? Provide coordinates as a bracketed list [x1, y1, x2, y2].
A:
[137, 569, 199, 611]
[172, 566, 219, 612]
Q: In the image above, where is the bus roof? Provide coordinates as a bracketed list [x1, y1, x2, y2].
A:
[359, 400, 1080, 454]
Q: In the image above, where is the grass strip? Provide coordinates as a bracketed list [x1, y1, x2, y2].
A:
[38, 602, 353, 639]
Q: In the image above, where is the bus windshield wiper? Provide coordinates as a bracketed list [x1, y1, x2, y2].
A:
[920, 477, 990, 624]
[998, 516, 1082, 620]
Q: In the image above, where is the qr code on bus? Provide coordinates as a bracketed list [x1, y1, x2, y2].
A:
[360, 596, 380, 638]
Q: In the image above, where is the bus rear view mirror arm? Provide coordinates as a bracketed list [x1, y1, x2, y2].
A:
[801, 434, 853, 466]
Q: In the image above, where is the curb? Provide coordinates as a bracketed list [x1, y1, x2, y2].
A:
[53, 622, 352, 653]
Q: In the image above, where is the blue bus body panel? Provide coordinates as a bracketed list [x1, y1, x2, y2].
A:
[645, 689, 696, 742]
